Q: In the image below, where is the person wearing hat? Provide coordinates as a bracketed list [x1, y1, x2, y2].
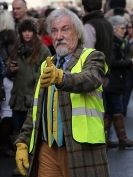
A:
[7, 18, 50, 139]
[104, 15, 133, 149]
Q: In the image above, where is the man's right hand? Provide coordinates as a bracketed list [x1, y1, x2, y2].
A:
[40, 57, 63, 87]
[16, 143, 29, 176]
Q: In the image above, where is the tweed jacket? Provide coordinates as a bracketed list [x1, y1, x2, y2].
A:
[15, 45, 110, 177]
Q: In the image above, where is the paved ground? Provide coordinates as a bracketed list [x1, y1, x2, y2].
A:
[0, 156, 16, 177]
[107, 91, 133, 177]
[1, 93, 133, 177]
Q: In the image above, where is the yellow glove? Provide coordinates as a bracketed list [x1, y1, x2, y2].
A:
[40, 57, 63, 87]
[16, 143, 29, 176]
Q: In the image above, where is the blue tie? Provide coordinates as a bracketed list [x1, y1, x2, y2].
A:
[58, 57, 65, 69]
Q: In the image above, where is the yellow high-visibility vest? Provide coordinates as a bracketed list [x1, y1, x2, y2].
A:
[29, 48, 107, 152]
[70, 48, 107, 143]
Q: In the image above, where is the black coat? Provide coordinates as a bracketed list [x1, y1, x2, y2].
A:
[82, 10, 113, 65]
[0, 30, 16, 103]
[105, 35, 132, 94]
[0, 30, 16, 61]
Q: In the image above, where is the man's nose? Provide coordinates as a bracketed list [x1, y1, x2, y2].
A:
[56, 30, 63, 40]
[13, 8, 17, 12]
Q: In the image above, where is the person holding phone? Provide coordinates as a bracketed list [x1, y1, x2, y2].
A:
[7, 18, 50, 143]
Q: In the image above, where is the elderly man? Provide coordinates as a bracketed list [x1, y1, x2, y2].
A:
[15, 8, 110, 177]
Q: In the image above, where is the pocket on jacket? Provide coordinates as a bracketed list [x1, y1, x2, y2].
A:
[24, 95, 32, 108]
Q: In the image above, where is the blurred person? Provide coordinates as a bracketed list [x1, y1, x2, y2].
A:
[0, 4, 16, 61]
[0, 5, 16, 156]
[0, 77, 14, 156]
[27, 8, 40, 19]
[66, 6, 81, 19]
[0, 57, 6, 104]
[12, 0, 28, 22]
[0, 1, 8, 10]
[123, 21, 133, 116]
[14, 8, 110, 177]
[12, 0, 36, 32]
[7, 18, 50, 175]
[104, 0, 130, 25]
[44, 6, 55, 18]
[82, 0, 115, 148]
[104, 0, 126, 13]
[126, 21, 133, 40]
[82, 0, 113, 66]
[104, 15, 133, 149]
[7, 19, 50, 140]
[38, 17, 55, 55]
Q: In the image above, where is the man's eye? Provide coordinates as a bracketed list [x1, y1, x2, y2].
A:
[62, 27, 70, 32]
[51, 29, 57, 33]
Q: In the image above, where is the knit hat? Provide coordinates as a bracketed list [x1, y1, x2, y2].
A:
[18, 18, 37, 34]
[82, 0, 102, 12]
[108, 15, 126, 27]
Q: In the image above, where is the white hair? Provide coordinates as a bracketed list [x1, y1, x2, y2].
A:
[108, 15, 126, 28]
[0, 10, 15, 31]
[46, 8, 85, 45]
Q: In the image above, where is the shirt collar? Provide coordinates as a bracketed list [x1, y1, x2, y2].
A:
[56, 54, 72, 67]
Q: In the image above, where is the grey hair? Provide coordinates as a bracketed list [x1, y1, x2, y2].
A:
[46, 8, 85, 45]
[0, 10, 15, 31]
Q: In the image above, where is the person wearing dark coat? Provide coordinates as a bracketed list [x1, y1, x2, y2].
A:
[104, 15, 133, 149]
[0, 7, 16, 156]
[82, 0, 113, 66]
[123, 21, 133, 116]
[7, 19, 50, 135]
[82, 0, 115, 148]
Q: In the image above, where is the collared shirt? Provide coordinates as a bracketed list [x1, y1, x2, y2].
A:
[56, 54, 72, 69]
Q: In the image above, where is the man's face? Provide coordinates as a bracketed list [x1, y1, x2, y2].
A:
[12, 0, 27, 21]
[50, 15, 79, 57]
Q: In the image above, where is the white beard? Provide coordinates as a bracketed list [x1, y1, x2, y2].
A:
[55, 47, 69, 57]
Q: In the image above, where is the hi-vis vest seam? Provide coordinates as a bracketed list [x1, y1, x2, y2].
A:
[29, 49, 107, 152]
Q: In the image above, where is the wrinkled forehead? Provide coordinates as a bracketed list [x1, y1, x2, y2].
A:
[115, 24, 126, 29]
[51, 15, 73, 27]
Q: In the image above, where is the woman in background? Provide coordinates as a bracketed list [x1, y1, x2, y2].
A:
[7, 19, 50, 140]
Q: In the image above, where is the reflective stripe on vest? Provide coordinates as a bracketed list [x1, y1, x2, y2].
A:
[29, 59, 47, 153]
[70, 48, 107, 143]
